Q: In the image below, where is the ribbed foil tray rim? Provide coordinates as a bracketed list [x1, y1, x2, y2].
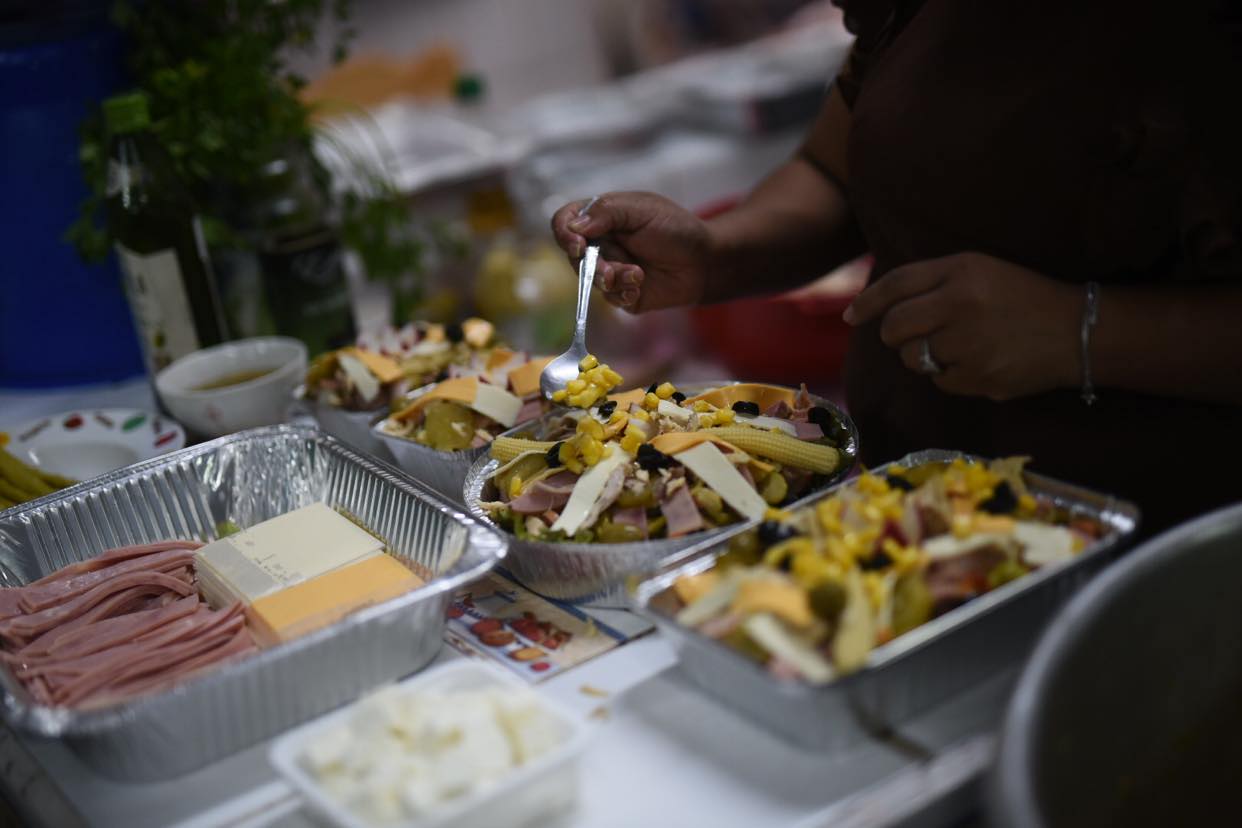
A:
[0, 424, 507, 738]
[631, 448, 1141, 699]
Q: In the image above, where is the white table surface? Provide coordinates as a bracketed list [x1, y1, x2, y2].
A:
[0, 378, 1005, 828]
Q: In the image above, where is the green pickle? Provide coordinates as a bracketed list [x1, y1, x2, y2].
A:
[495, 453, 548, 497]
[760, 471, 788, 505]
[809, 579, 848, 622]
[717, 529, 762, 569]
[422, 400, 475, 451]
[594, 519, 644, 544]
[891, 571, 934, 635]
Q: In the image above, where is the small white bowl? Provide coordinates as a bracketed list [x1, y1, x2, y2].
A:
[155, 337, 307, 438]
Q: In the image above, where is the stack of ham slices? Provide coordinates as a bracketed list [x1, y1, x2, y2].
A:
[0, 541, 257, 710]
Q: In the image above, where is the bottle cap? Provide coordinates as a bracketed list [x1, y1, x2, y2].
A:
[103, 92, 151, 135]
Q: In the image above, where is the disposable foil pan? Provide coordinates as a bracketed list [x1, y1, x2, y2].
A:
[0, 425, 506, 781]
[631, 449, 1140, 751]
[296, 386, 391, 462]
[462, 385, 858, 606]
[371, 382, 545, 505]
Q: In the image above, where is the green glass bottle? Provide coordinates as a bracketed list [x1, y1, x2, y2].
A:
[104, 92, 229, 375]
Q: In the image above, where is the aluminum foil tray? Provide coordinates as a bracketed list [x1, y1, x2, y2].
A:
[462, 384, 858, 607]
[0, 425, 506, 781]
[371, 381, 547, 505]
[632, 449, 1140, 751]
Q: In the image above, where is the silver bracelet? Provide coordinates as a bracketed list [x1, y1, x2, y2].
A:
[1080, 281, 1100, 405]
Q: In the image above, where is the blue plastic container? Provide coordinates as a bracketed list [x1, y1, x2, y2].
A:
[0, 5, 144, 387]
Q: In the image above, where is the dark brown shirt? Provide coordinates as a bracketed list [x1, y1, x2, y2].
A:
[838, 0, 1242, 533]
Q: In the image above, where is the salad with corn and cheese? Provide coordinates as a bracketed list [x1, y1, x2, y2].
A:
[477, 356, 855, 544]
[303, 318, 501, 413]
[665, 457, 1107, 683]
[376, 352, 552, 452]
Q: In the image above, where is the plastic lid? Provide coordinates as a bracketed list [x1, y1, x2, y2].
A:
[103, 92, 150, 134]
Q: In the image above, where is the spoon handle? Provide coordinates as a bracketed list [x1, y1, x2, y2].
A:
[573, 244, 599, 348]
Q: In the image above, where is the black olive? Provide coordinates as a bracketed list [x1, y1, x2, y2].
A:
[445, 322, 464, 342]
[757, 520, 797, 545]
[776, 554, 793, 573]
[808, 406, 833, 430]
[636, 443, 675, 471]
[731, 401, 761, 416]
[979, 481, 1018, 514]
[646, 383, 659, 394]
[885, 474, 914, 491]
[859, 550, 893, 571]
[597, 400, 617, 418]
[545, 441, 565, 468]
[671, 391, 686, 403]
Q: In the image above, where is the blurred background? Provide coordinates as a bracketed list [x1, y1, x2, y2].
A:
[1, 0, 862, 396]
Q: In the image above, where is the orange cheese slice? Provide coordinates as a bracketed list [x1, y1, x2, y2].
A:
[649, 431, 774, 473]
[507, 357, 554, 398]
[684, 383, 797, 412]
[247, 554, 424, 647]
[485, 348, 518, 371]
[343, 347, 403, 384]
[392, 376, 478, 421]
[608, 387, 647, 410]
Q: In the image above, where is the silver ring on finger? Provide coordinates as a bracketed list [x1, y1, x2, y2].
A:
[918, 338, 944, 375]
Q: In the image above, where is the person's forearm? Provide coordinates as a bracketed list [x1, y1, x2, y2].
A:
[1090, 284, 1242, 404]
[700, 156, 865, 304]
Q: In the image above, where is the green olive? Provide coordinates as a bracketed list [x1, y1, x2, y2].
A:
[809, 580, 848, 622]
[422, 400, 475, 451]
[691, 485, 729, 523]
[594, 519, 644, 544]
[617, 484, 656, 508]
[760, 471, 788, 505]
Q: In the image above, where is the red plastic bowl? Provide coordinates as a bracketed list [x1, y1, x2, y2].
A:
[689, 197, 866, 388]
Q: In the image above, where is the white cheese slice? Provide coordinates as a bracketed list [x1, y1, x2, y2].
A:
[337, 351, 381, 403]
[743, 613, 835, 683]
[195, 502, 384, 605]
[675, 442, 768, 521]
[735, 414, 798, 437]
[550, 450, 631, 536]
[657, 398, 692, 424]
[923, 532, 1014, 560]
[1014, 521, 1076, 567]
[409, 339, 450, 356]
[470, 384, 523, 428]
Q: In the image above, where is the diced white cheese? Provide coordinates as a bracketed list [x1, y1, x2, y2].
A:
[470, 383, 524, 428]
[743, 613, 835, 683]
[657, 398, 692, 424]
[336, 351, 380, 404]
[1014, 521, 1076, 567]
[675, 442, 768, 521]
[736, 414, 798, 437]
[550, 450, 631, 536]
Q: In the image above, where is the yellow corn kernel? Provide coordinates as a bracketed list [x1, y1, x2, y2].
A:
[583, 366, 605, 386]
[643, 392, 660, 410]
[951, 513, 973, 538]
[558, 441, 576, 465]
[578, 354, 599, 371]
[564, 456, 584, 474]
[608, 411, 627, 425]
[765, 506, 793, 522]
[602, 367, 622, 386]
[714, 408, 735, 424]
[1018, 493, 1037, 514]
[577, 417, 605, 440]
[655, 382, 676, 400]
[603, 444, 615, 458]
[580, 440, 603, 466]
[567, 391, 590, 408]
[856, 473, 889, 496]
[631, 408, 650, 422]
[620, 432, 643, 454]
[698, 413, 715, 428]
[693, 400, 713, 413]
[551, 389, 567, 402]
[508, 475, 524, 498]
[567, 379, 587, 394]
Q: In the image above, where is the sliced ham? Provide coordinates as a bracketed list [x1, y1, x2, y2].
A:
[6, 596, 201, 667]
[23, 541, 202, 588]
[793, 421, 824, 441]
[0, 571, 194, 642]
[14, 583, 179, 656]
[514, 396, 544, 424]
[764, 400, 792, 419]
[17, 548, 196, 614]
[612, 506, 648, 540]
[924, 546, 1008, 614]
[661, 485, 705, 538]
[507, 471, 580, 514]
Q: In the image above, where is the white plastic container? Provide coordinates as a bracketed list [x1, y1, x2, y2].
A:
[269, 660, 590, 828]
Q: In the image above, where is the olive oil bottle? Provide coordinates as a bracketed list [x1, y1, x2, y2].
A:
[104, 92, 228, 376]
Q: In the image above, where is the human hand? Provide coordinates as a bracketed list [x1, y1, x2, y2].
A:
[550, 192, 713, 313]
[843, 252, 1083, 401]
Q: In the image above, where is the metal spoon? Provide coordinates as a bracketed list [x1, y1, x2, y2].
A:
[540, 199, 600, 401]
